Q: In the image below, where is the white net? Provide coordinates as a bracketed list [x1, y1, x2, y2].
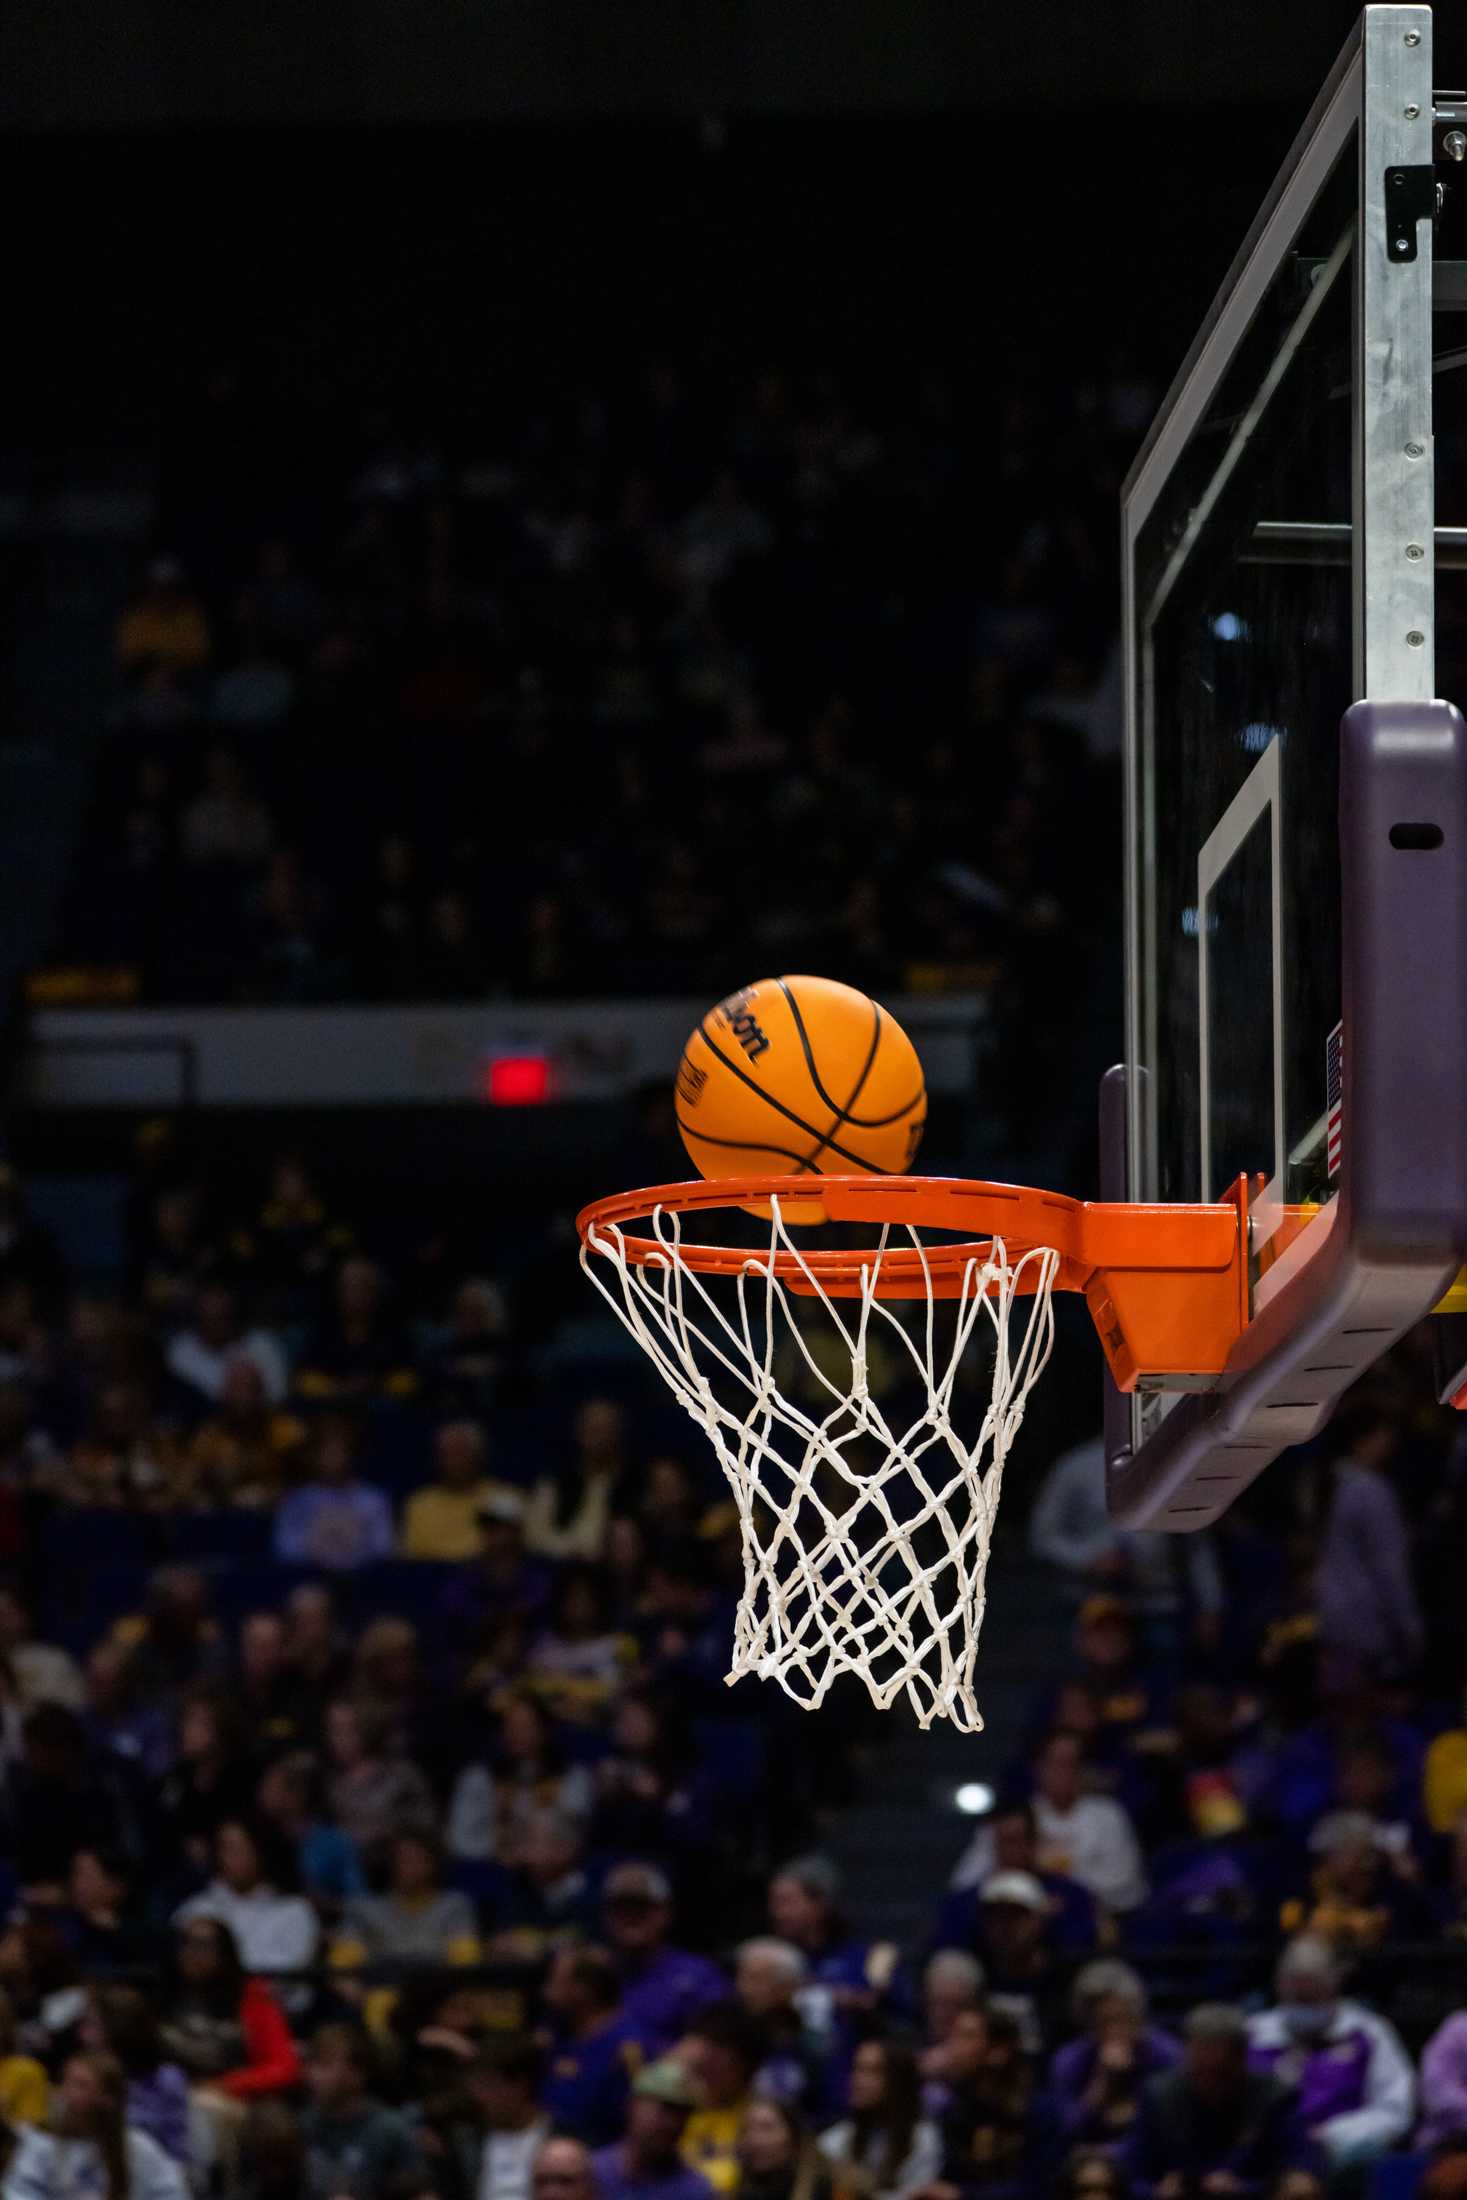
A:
[581, 1196, 1060, 1731]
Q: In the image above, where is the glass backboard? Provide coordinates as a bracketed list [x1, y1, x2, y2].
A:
[1117, 5, 1442, 1508]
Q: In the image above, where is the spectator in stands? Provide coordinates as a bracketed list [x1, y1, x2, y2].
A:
[1317, 1403, 1424, 1690]
[1420, 2007, 1467, 2153]
[921, 1953, 984, 2060]
[1022, 1730, 1147, 1916]
[175, 1817, 320, 1978]
[159, 1916, 299, 2101]
[968, 1875, 1068, 2053]
[0, 1906, 85, 2064]
[943, 1802, 1096, 1953]
[332, 1831, 480, 1971]
[445, 1487, 553, 1643]
[461, 2035, 550, 2200]
[1048, 1960, 1177, 2154]
[524, 1399, 626, 1561]
[533, 2136, 599, 2200]
[83, 1985, 191, 2167]
[0, 1989, 47, 2129]
[542, 1945, 645, 2145]
[1246, 1934, 1413, 2173]
[295, 1255, 416, 1401]
[273, 1414, 393, 1569]
[82, 1643, 173, 1783]
[400, 1418, 502, 1560]
[819, 2038, 942, 2198]
[492, 1805, 600, 1952]
[590, 1693, 713, 1867]
[0, 1591, 82, 1714]
[300, 2024, 427, 2199]
[117, 1567, 227, 1705]
[48, 1379, 182, 1510]
[734, 1939, 826, 2110]
[636, 1459, 706, 1547]
[595, 2060, 714, 2200]
[1333, 1729, 1422, 1867]
[233, 1615, 305, 1765]
[675, 2002, 765, 2193]
[186, 1360, 304, 1508]
[249, 1153, 351, 1311]
[281, 1579, 351, 1725]
[1027, 1435, 1223, 1631]
[156, 1690, 254, 1871]
[115, 557, 212, 680]
[918, 2001, 1048, 2198]
[1279, 1811, 1430, 1952]
[165, 1284, 289, 1410]
[527, 1567, 632, 1725]
[421, 1276, 508, 1421]
[739, 2098, 837, 2200]
[768, 1856, 901, 2033]
[445, 1689, 593, 1863]
[601, 1863, 726, 2048]
[235, 2097, 307, 2200]
[323, 1696, 436, 1856]
[3, 2049, 188, 2200]
[60, 1848, 159, 1976]
[1121, 2004, 1316, 2198]
[254, 1750, 364, 1909]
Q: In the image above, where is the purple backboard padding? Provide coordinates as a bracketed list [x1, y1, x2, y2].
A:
[1106, 698, 1467, 1529]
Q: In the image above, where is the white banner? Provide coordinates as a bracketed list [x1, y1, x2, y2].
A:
[23, 996, 988, 1109]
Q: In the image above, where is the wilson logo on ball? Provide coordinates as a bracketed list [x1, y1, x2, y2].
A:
[718, 989, 771, 1062]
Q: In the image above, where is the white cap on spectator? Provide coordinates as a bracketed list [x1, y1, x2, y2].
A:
[979, 1871, 1048, 1912]
[604, 1861, 673, 1905]
[1307, 1810, 1378, 1855]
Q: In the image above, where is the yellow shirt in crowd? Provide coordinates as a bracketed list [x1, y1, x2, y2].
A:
[400, 1480, 515, 1561]
[1425, 1728, 1467, 1834]
[681, 2103, 746, 2195]
[0, 2056, 49, 2128]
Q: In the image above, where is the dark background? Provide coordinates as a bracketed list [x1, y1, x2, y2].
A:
[1, 0, 1371, 130]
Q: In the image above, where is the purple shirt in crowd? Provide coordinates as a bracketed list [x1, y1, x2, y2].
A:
[616, 1948, 727, 2048]
[126, 2064, 193, 2165]
[1420, 2009, 1467, 2151]
[593, 2145, 716, 2200]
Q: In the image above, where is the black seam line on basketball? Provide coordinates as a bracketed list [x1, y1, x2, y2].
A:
[781, 986, 881, 1172]
[694, 1020, 886, 1173]
[675, 1115, 817, 1175]
[775, 981, 924, 1128]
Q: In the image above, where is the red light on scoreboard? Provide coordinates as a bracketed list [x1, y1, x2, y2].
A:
[484, 1054, 551, 1105]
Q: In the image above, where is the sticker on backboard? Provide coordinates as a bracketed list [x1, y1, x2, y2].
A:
[1326, 1021, 1343, 1180]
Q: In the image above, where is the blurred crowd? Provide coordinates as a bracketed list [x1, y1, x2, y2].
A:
[54, 352, 1128, 1012]
[0, 1120, 1456, 2200]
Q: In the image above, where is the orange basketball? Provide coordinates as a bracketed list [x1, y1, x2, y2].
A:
[674, 975, 926, 1222]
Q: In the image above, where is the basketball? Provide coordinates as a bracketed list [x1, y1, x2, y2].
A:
[674, 975, 926, 1221]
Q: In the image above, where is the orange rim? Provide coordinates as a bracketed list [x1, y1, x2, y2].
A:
[577, 1175, 1253, 1385]
[577, 1175, 1239, 1290]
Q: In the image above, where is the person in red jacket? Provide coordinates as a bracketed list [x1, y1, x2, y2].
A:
[158, 1916, 300, 2102]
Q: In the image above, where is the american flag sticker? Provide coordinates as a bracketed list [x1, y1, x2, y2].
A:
[1326, 1020, 1343, 1179]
